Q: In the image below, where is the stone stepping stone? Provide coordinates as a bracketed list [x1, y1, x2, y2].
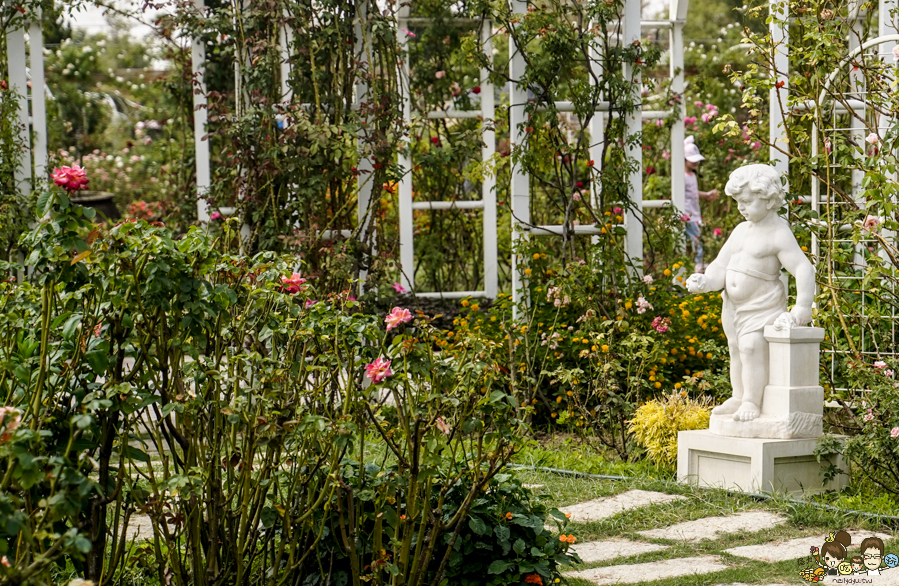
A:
[122, 514, 155, 541]
[571, 538, 669, 563]
[725, 530, 893, 563]
[558, 490, 686, 523]
[638, 511, 785, 542]
[566, 555, 727, 585]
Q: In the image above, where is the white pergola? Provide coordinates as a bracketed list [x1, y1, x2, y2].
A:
[12, 0, 895, 309]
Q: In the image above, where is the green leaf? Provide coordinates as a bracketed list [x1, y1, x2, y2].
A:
[468, 516, 488, 535]
[494, 525, 510, 543]
[487, 560, 511, 575]
[124, 445, 150, 463]
[513, 538, 526, 555]
[84, 350, 108, 375]
[36, 191, 52, 217]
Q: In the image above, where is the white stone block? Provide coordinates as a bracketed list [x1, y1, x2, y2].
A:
[765, 325, 825, 388]
[678, 429, 848, 495]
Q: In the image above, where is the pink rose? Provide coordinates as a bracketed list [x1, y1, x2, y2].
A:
[280, 272, 307, 294]
[392, 282, 407, 294]
[210, 211, 221, 220]
[51, 165, 90, 192]
[651, 316, 670, 333]
[435, 416, 451, 434]
[0, 407, 21, 442]
[435, 70, 445, 79]
[365, 357, 393, 383]
[693, 100, 703, 108]
[713, 228, 723, 237]
[891, 427, 899, 438]
[385, 307, 413, 331]
[684, 116, 697, 125]
[874, 360, 887, 369]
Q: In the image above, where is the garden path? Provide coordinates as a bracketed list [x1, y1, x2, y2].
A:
[545, 486, 896, 586]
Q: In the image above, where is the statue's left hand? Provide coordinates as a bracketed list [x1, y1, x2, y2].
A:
[790, 305, 813, 326]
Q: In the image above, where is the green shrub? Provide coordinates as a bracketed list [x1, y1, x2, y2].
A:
[0, 182, 527, 586]
[439, 473, 580, 586]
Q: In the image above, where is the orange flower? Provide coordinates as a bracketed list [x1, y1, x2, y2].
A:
[524, 574, 543, 584]
[567, 534, 577, 543]
[565, 513, 571, 519]
[505, 512, 513, 520]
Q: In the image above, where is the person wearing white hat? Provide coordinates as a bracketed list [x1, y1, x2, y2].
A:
[684, 136, 719, 272]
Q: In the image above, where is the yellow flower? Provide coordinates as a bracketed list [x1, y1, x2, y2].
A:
[524, 268, 532, 276]
[670, 348, 677, 355]
[664, 269, 671, 276]
[591, 345, 598, 351]
[601, 227, 607, 234]
[532, 253, 541, 260]
[625, 302, 633, 310]
[566, 390, 573, 396]
[706, 352, 713, 359]
[675, 383, 682, 389]
[682, 311, 690, 318]
[551, 412, 557, 418]
[654, 382, 661, 389]
[601, 344, 609, 352]
[471, 304, 480, 311]
[461, 299, 470, 307]
[556, 396, 562, 403]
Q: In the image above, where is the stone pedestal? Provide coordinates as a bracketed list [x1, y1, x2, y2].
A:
[677, 430, 848, 495]
[678, 325, 849, 495]
[710, 326, 825, 439]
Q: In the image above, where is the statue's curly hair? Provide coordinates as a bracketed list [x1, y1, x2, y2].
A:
[724, 164, 786, 211]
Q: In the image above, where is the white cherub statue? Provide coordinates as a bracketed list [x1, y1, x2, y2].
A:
[685, 164, 815, 422]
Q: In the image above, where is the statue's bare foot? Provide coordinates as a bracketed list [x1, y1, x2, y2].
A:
[732, 402, 761, 422]
[712, 397, 742, 415]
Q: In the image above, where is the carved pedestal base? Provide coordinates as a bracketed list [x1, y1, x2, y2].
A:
[709, 384, 823, 439]
[677, 429, 847, 495]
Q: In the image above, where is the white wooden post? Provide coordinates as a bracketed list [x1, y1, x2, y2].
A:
[881, 0, 898, 270]
[849, 0, 867, 271]
[481, 23, 497, 298]
[355, 1, 375, 245]
[279, 18, 293, 103]
[769, 0, 789, 182]
[588, 23, 604, 248]
[29, 10, 47, 182]
[669, 0, 687, 216]
[191, 0, 211, 223]
[510, 0, 530, 316]
[397, 7, 414, 292]
[6, 21, 31, 197]
[623, 0, 643, 272]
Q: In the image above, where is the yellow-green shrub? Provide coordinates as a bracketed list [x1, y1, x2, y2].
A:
[627, 392, 711, 467]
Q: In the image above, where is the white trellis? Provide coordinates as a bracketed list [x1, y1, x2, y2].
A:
[396, 10, 497, 299]
[5, 0, 692, 301]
